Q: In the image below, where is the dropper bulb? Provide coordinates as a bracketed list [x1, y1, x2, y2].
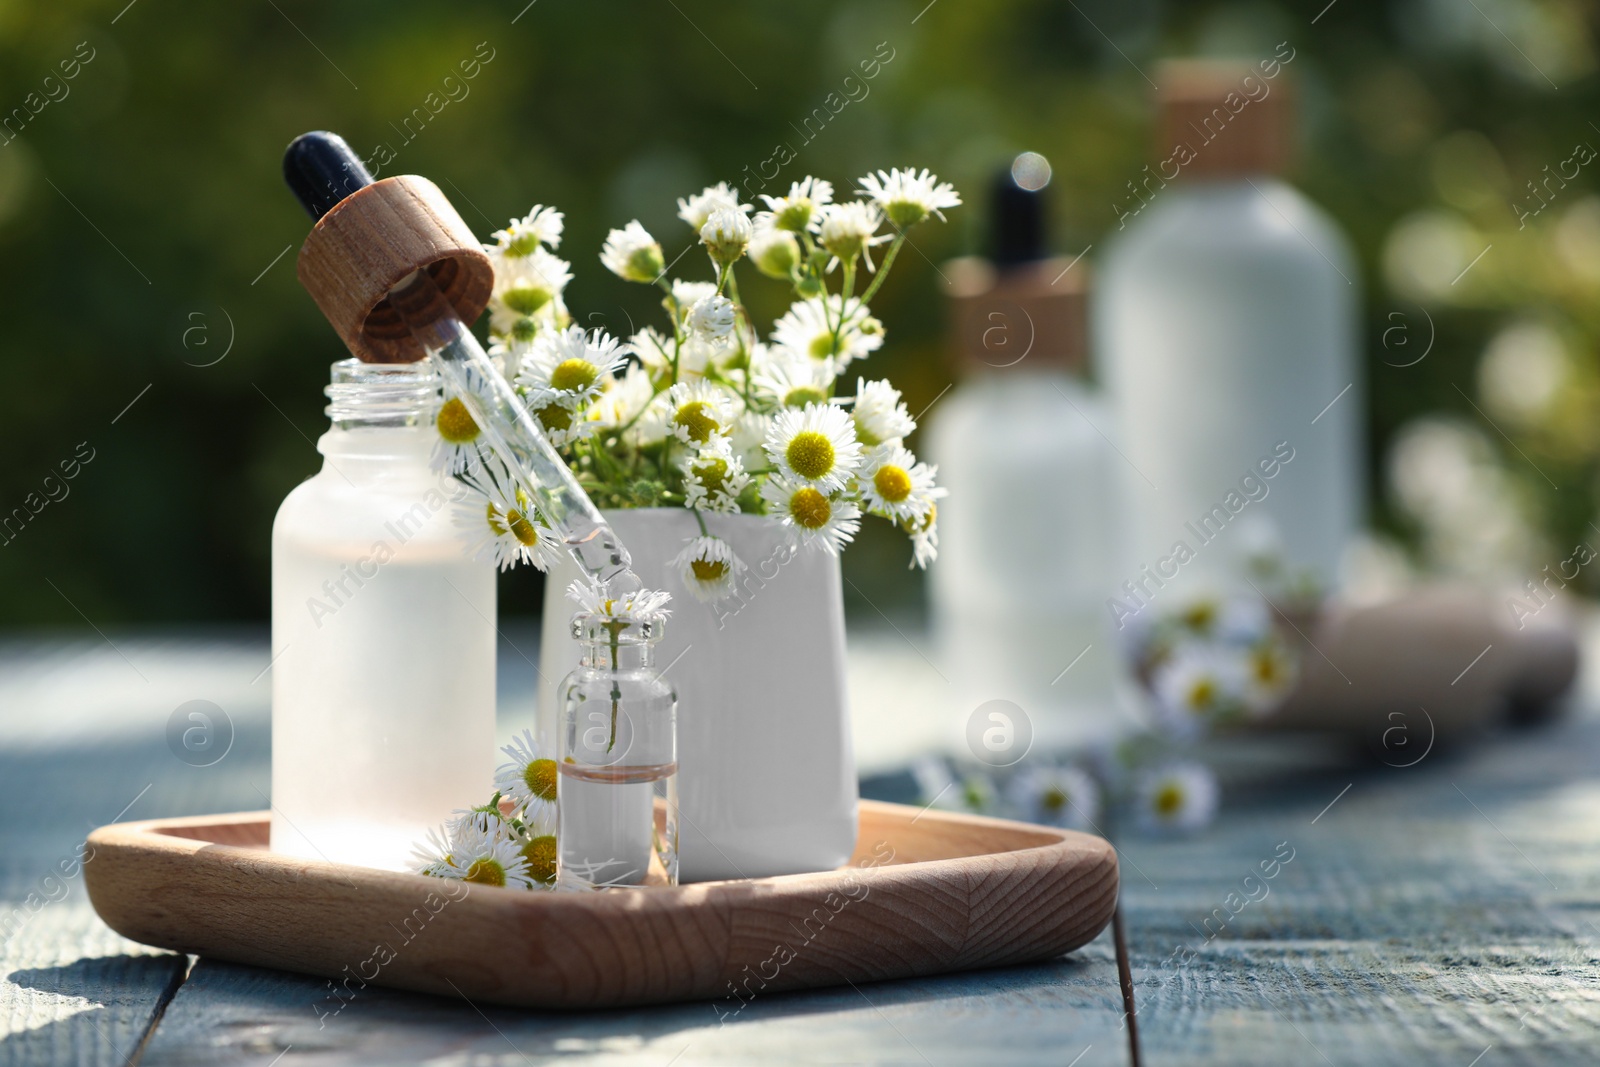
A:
[990, 152, 1051, 267]
[284, 131, 374, 222]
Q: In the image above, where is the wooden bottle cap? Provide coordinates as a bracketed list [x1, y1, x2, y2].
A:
[1156, 60, 1293, 179]
[945, 256, 1088, 372]
[295, 175, 493, 363]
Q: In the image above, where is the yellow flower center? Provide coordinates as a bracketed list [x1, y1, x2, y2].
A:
[1181, 602, 1217, 631]
[784, 386, 828, 408]
[437, 397, 479, 444]
[873, 465, 912, 503]
[464, 857, 507, 886]
[510, 316, 538, 343]
[535, 403, 573, 432]
[809, 333, 841, 360]
[690, 558, 728, 581]
[504, 231, 540, 257]
[522, 835, 557, 885]
[675, 401, 719, 443]
[1187, 678, 1217, 711]
[523, 757, 557, 802]
[786, 430, 835, 480]
[789, 487, 832, 530]
[506, 509, 542, 548]
[693, 458, 728, 493]
[1154, 784, 1184, 817]
[1041, 786, 1067, 813]
[503, 284, 553, 316]
[1253, 649, 1284, 686]
[550, 358, 599, 394]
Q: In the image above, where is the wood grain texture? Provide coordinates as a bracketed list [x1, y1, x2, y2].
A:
[83, 802, 1118, 1011]
[295, 174, 492, 363]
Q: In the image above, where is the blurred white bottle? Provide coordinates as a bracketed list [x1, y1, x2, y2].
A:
[271, 359, 495, 872]
[1098, 59, 1362, 611]
[927, 156, 1129, 752]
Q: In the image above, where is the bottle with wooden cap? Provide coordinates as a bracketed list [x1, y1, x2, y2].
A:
[1097, 57, 1362, 612]
[270, 134, 496, 872]
[926, 154, 1131, 750]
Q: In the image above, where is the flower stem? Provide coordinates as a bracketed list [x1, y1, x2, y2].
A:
[857, 234, 906, 306]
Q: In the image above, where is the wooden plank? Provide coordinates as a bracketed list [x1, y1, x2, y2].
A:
[137, 951, 1130, 1066]
[1117, 711, 1600, 1065]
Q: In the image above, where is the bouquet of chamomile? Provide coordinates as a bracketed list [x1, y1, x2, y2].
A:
[434, 170, 958, 603]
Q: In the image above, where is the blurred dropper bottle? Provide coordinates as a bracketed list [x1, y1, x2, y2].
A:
[926, 153, 1130, 751]
[1097, 60, 1362, 601]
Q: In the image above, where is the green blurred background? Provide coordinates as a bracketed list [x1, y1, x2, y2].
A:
[1, 0, 1595, 627]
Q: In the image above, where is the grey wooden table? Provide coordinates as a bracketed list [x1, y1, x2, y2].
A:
[2, 626, 1598, 1066]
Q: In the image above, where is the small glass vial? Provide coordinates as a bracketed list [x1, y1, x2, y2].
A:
[558, 612, 678, 887]
[270, 358, 496, 871]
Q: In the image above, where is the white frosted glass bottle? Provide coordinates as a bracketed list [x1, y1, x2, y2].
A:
[928, 164, 1130, 751]
[270, 359, 496, 872]
[1098, 61, 1361, 606]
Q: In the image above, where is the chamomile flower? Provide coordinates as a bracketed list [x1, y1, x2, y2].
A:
[411, 826, 456, 878]
[760, 475, 860, 554]
[453, 482, 563, 572]
[667, 280, 719, 324]
[905, 505, 939, 570]
[664, 380, 738, 446]
[565, 579, 673, 620]
[1217, 597, 1272, 646]
[729, 410, 772, 473]
[1133, 761, 1219, 835]
[1008, 765, 1100, 831]
[1242, 637, 1298, 716]
[771, 295, 884, 371]
[527, 393, 593, 448]
[588, 363, 655, 435]
[431, 394, 483, 474]
[677, 182, 751, 232]
[763, 402, 862, 492]
[672, 535, 746, 602]
[490, 204, 564, 255]
[859, 444, 943, 524]
[494, 729, 558, 819]
[682, 437, 751, 513]
[1150, 643, 1245, 740]
[760, 177, 834, 233]
[850, 378, 915, 445]
[857, 168, 962, 227]
[432, 823, 538, 889]
[489, 246, 571, 337]
[754, 355, 835, 409]
[687, 294, 736, 343]
[600, 220, 665, 283]
[514, 803, 559, 887]
[629, 326, 677, 376]
[700, 207, 753, 266]
[749, 221, 801, 279]
[818, 201, 890, 271]
[516, 325, 628, 410]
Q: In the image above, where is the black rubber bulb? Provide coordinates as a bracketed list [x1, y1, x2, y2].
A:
[989, 164, 1048, 267]
[283, 131, 374, 222]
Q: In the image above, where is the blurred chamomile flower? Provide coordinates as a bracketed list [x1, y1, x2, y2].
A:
[818, 201, 889, 271]
[1133, 761, 1219, 835]
[772, 295, 883, 371]
[760, 177, 834, 233]
[677, 182, 751, 232]
[1151, 643, 1245, 740]
[857, 168, 962, 227]
[1007, 764, 1100, 831]
[600, 220, 665, 283]
[849, 378, 915, 445]
[490, 205, 564, 254]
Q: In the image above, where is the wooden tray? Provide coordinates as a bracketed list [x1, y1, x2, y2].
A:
[84, 800, 1117, 1010]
